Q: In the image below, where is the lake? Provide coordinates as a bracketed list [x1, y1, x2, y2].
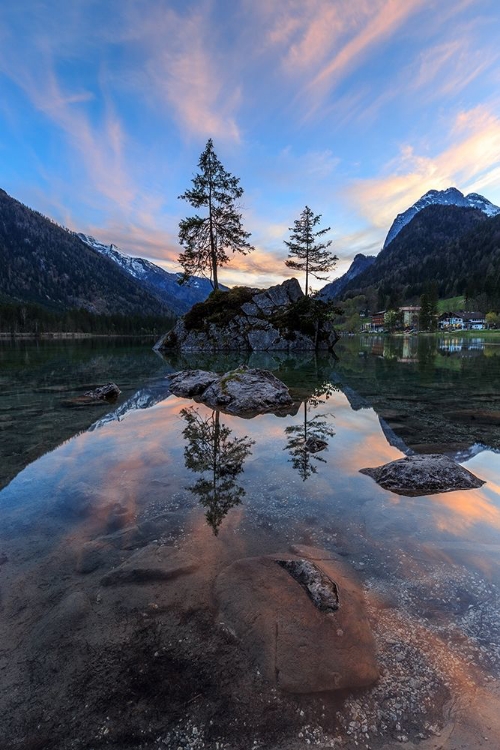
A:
[1, 335, 500, 749]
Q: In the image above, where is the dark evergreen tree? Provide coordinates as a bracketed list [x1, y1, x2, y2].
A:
[285, 206, 337, 296]
[419, 283, 438, 331]
[178, 139, 253, 290]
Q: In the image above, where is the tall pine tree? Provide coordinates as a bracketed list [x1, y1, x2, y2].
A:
[285, 206, 337, 296]
[178, 139, 253, 290]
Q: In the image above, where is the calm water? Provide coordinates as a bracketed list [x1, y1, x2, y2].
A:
[1, 336, 500, 749]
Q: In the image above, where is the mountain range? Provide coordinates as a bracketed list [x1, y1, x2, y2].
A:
[383, 187, 500, 248]
[78, 234, 225, 315]
[321, 187, 500, 306]
[0, 188, 220, 323]
[320, 253, 376, 300]
[2, 184, 500, 323]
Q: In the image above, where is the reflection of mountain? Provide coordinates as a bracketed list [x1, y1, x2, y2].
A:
[88, 381, 172, 430]
[181, 407, 254, 534]
[334, 335, 500, 458]
[0, 341, 170, 491]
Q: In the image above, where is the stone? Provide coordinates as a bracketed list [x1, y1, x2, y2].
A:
[246, 326, 285, 351]
[84, 382, 121, 401]
[168, 369, 218, 397]
[179, 365, 295, 417]
[360, 453, 485, 496]
[155, 278, 339, 354]
[100, 545, 199, 586]
[215, 547, 378, 693]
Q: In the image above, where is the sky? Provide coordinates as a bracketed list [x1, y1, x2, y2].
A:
[1, 0, 500, 290]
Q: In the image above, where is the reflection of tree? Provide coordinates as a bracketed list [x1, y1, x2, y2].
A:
[181, 407, 255, 535]
[284, 383, 336, 481]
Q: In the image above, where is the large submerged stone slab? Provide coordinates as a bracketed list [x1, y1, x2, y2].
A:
[215, 547, 378, 693]
[360, 453, 485, 496]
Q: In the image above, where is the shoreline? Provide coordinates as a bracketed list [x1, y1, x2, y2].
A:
[0, 332, 158, 340]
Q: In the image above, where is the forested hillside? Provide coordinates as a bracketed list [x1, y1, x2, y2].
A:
[342, 205, 500, 308]
[0, 189, 176, 320]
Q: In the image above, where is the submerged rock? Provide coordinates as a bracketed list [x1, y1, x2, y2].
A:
[84, 382, 121, 401]
[215, 546, 378, 693]
[360, 453, 485, 496]
[169, 365, 294, 417]
[155, 278, 339, 353]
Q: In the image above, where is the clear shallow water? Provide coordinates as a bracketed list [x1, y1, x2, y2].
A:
[2, 336, 500, 749]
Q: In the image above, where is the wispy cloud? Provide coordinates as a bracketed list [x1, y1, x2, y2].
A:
[122, 4, 241, 142]
[347, 105, 500, 230]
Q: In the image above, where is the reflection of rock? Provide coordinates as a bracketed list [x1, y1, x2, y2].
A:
[304, 436, 328, 453]
[215, 546, 378, 693]
[360, 454, 485, 496]
[170, 366, 294, 417]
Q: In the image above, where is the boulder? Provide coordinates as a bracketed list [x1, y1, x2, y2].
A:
[168, 369, 218, 397]
[168, 365, 295, 417]
[84, 382, 121, 400]
[215, 546, 378, 693]
[155, 278, 339, 353]
[360, 453, 485, 496]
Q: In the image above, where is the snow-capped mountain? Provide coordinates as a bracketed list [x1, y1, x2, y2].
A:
[78, 233, 223, 315]
[319, 253, 376, 300]
[383, 187, 500, 248]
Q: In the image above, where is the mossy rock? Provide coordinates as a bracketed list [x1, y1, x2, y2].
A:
[184, 287, 257, 332]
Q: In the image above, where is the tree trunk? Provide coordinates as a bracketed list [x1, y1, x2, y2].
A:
[208, 181, 218, 290]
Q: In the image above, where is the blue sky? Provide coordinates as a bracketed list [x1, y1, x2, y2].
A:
[1, 0, 500, 288]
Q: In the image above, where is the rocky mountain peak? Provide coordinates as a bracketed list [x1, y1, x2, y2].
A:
[383, 187, 500, 248]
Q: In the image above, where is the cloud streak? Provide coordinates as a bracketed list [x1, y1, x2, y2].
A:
[347, 105, 500, 231]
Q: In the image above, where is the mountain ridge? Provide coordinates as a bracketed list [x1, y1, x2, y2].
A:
[320, 253, 376, 300]
[383, 187, 500, 248]
[77, 234, 223, 315]
[0, 188, 175, 318]
[342, 203, 500, 307]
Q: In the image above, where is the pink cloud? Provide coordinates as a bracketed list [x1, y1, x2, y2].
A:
[347, 106, 500, 230]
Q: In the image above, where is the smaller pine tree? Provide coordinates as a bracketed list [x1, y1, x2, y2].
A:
[285, 206, 337, 296]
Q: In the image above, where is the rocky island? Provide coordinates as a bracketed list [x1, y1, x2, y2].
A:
[154, 278, 339, 353]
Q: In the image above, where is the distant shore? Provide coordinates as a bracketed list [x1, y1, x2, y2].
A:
[0, 332, 157, 340]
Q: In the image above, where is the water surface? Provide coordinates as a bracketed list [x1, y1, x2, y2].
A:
[1, 336, 500, 749]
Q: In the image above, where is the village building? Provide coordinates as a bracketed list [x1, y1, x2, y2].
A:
[399, 306, 420, 329]
[439, 311, 486, 330]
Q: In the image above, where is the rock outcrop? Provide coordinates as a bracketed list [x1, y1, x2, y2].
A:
[215, 545, 379, 693]
[154, 278, 339, 353]
[360, 454, 485, 496]
[168, 366, 295, 417]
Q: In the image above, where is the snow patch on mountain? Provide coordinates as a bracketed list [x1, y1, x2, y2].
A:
[77, 233, 217, 314]
[383, 187, 500, 248]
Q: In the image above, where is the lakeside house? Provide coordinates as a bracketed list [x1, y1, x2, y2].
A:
[400, 306, 420, 328]
[439, 311, 486, 330]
